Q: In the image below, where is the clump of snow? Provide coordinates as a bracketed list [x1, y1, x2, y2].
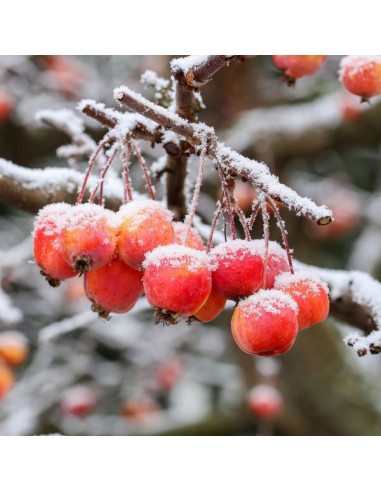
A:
[170, 55, 210, 74]
[143, 244, 210, 273]
[247, 384, 282, 404]
[141, 70, 169, 93]
[339, 55, 381, 82]
[274, 270, 329, 295]
[36, 108, 85, 136]
[33, 203, 72, 237]
[117, 199, 173, 231]
[238, 289, 298, 320]
[0, 331, 28, 349]
[209, 240, 262, 271]
[64, 203, 118, 231]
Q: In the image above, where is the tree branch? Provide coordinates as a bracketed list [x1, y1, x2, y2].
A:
[114, 86, 332, 225]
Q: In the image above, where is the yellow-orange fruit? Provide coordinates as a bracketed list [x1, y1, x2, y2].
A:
[194, 288, 226, 322]
[0, 363, 14, 399]
[173, 222, 204, 251]
[0, 331, 28, 366]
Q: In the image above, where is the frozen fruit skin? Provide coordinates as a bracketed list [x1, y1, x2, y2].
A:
[117, 200, 175, 271]
[210, 240, 264, 301]
[0, 363, 14, 399]
[339, 56, 381, 99]
[194, 288, 226, 322]
[253, 239, 289, 290]
[84, 257, 143, 315]
[247, 384, 283, 419]
[274, 271, 329, 330]
[0, 331, 28, 366]
[272, 55, 327, 79]
[173, 222, 204, 251]
[60, 203, 117, 272]
[143, 245, 212, 316]
[33, 203, 78, 284]
[231, 290, 298, 357]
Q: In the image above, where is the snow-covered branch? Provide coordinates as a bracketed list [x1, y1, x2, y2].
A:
[114, 86, 332, 225]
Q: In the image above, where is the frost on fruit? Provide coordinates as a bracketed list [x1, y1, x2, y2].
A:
[274, 270, 329, 296]
[238, 290, 298, 320]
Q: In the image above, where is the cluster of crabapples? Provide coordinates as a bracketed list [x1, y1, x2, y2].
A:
[0, 331, 28, 400]
[272, 55, 381, 103]
[33, 197, 330, 358]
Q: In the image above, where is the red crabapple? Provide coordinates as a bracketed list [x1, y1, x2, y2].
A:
[143, 245, 212, 319]
[339, 56, 381, 102]
[0, 331, 28, 366]
[59, 385, 97, 417]
[117, 200, 175, 271]
[253, 239, 289, 289]
[233, 180, 257, 215]
[0, 90, 13, 122]
[173, 222, 204, 250]
[60, 203, 117, 274]
[247, 384, 283, 419]
[33, 203, 78, 286]
[341, 95, 363, 121]
[154, 356, 184, 391]
[274, 271, 329, 330]
[121, 398, 158, 422]
[84, 257, 143, 319]
[0, 363, 14, 399]
[210, 240, 264, 301]
[272, 55, 327, 84]
[231, 290, 298, 356]
[194, 288, 227, 322]
[44, 55, 85, 98]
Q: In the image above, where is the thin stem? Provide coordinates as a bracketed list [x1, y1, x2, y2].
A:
[75, 135, 114, 206]
[122, 144, 133, 205]
[267, 196, 294, 274]
[206, 203, 222, 254]
[131, 142, 156, 201]
[88, 145, 119, 206]
[236, 205, 250, 241]
[261, 200, 270, 289]
[249, 198, 261, 230]
[184, 148, 206, 244]
[216, 161, 236, 240]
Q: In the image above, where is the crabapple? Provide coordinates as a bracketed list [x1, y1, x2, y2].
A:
[143, 245, 211, 318]
[0, 331, 28, 366]
[247, 384, 283, 419]
[154, 356, 184, 391]
[341, 95, 363, 121]
[84, 257, 143, 319]
[274, 271, 329, 330]
[231, 290, 298, 356]
[194, 288, 226, 322]
[339, 56, 381, 102]
[210, 240, 264, 301]
[59, 385, 97, 417]
[173, 222, 204, 250]
[33, 203, 78, 286]
[121, 398, 158, 422]
[117, 200, 174, 271]
[44, 55, 85, 98]
[253, 239, 289, 289]
[0, 90, 13, 122]
[233, 180, 257, 215]
[272, 55, 327, 84]
[60, 203, 117, 274]
[0, 363, 14, 399]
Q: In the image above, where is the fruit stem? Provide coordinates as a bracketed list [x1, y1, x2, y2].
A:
[266, 196, 294, 274]
[249, 198, 261, 230]
[216, 160, 236, 240]
[76, 135, 114, 206]
[122, 144, 133, 204]
[261, 199, 270, 289]
[184, 146, 206, 245]
[131, 142, 156, 201]
[88, 144, 119, 205]
[235, 205, 250, 241]
[206, 202, 222, 253]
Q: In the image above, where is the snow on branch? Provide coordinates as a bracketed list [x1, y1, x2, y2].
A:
[114, 86, 332, 225]
[0, 158, 123, 213]
[170, 55, 236, 88]
[36, 108, 85, 137]
[294, 260, 381, 356]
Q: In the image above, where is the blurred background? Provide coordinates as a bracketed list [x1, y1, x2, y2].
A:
[0, 55, 381, 435]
